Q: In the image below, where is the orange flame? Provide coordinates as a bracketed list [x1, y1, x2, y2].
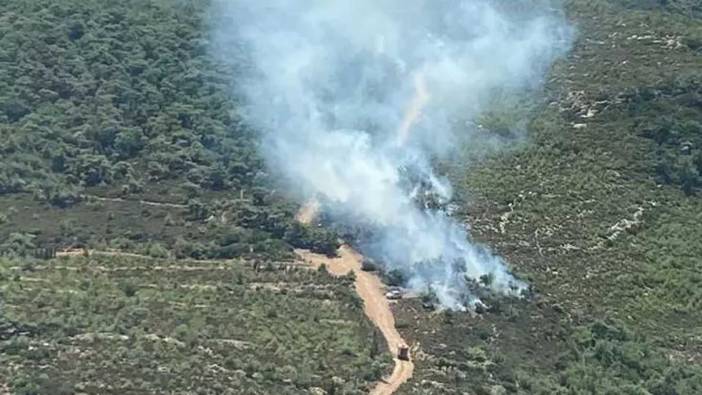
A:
[296, 198, 320, 225]
[396, 72, 430, 147]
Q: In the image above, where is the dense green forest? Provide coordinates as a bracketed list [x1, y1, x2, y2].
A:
[0, 0, 337, 259]
[1, 0, 701, 394]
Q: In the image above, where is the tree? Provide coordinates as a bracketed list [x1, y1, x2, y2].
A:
[114, 128, 145, 158]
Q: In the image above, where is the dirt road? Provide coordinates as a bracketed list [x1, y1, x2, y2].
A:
[297, 245, 414, 395]
[83, 195, 187, 209]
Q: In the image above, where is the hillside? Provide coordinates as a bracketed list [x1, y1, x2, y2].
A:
[1, 253, 389, 394]
[397, 1, 702, 393]
[0, 0, 338, 261]
[0, 1, 371, 394]
[1, 0, 701, 394]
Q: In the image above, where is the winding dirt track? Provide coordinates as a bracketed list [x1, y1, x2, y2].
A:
[297, 245, 414, 395]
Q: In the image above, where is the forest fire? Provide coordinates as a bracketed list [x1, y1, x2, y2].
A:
[216, 0, 570, 309]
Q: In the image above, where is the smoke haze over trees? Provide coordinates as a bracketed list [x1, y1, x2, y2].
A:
[211, 0, 572, 308]
[1, 0, 702, 393]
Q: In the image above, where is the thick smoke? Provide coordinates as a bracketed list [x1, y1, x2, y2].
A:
[211, 1, 571, 309]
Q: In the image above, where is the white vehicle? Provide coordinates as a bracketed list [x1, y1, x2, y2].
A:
[385, 290, 402, 300]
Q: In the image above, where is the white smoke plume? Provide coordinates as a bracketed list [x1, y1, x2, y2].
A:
[211, 0, 571, 309]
